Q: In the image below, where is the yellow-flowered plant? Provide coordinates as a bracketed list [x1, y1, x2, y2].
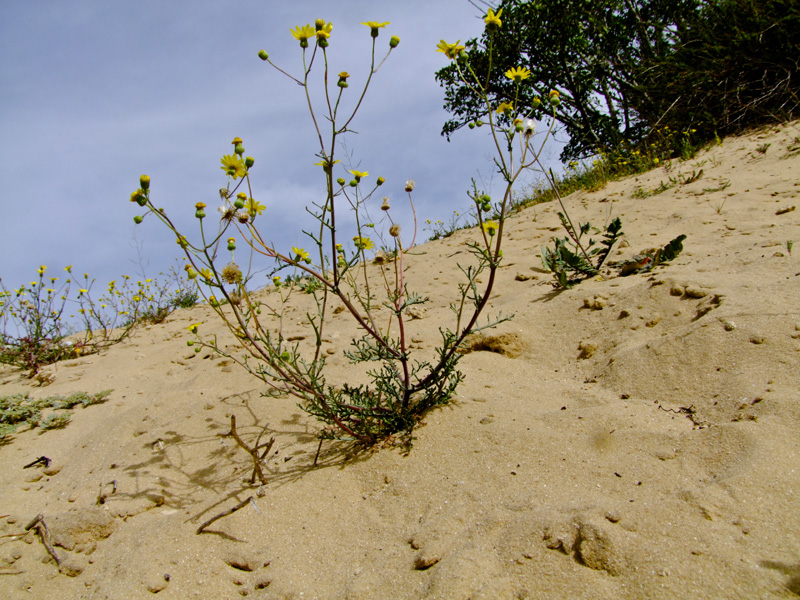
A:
[0, 259, 197, 376]
[128, 10, 560, 445]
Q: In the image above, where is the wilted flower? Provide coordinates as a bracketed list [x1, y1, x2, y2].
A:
[389, 224, 401, 238]
[436, 39, 465, 60]
[523, 118, 536, 135]
[221, 263, 242, 284]
[381, 197, 391, 211]
[236, 210, 250, 223]
[404, 179, 416, 192]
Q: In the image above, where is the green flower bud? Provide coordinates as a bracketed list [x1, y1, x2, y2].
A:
[532, 97, 541, 110]
[139, 175, 150, 190]
[349, 180, 358, 187]
[245, 156, 254, 168]
[234, 143, 245, 156]
[482, 202, 492, 212]
[195, 209, 206, 219]
[468, 122, 476, 129]
[476, 120, 484, 127]
[234, 199, 245, 209]
[258, 49, 269, 61]
[389, 36, 400, 48]
[194, 347, 201, 353]
[280, 351, 290, 361]
[338, 80, 348, 88]
[480, 194, 491, 203]
[458, 50, 468, 61]
[187, 340, 194, 346]
[337, 178, 346, 186]
[515, 123, 524, 132]
[133, 215, 143, 224]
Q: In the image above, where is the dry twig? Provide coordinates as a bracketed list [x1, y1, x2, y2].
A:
[196, 496, 254, 534]
[24, 514, 60, 566]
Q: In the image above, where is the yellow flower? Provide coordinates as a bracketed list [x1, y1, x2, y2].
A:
[246, 197, 266, 216]
[496, 101, 514, 114]
[37, 265, 47, 275]
[482, 220, 499, 236]
[352, 235, 374, 250]
[200, 268, 213, 281]
[350, 169, 368, 180]
[484, 8, 503, 28]
[220, 154, 246, 179]
[361, 21, 389, 37]
[314, 158, 341, 172]
[292, 246, 310, 263]
[186, 323, 201, 334]
[505, 66, 531, 82]
[436, 39, 465, 60]
[290, 24, 315, 44]
[316, 21, 333, 40]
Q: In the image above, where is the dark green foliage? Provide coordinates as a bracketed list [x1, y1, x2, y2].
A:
[652, 234, 687, 267]
[631, 0, 800, 147]
[437, 0, 799, 161]
[541, 216, 624, 287]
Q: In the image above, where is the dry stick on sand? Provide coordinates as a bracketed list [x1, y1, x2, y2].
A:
[24, 514, 60, 566]
[223, 415, 274, 485]
[196, 496, 255, 534]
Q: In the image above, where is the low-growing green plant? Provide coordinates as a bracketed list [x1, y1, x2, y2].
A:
[541, 216, 624, 288]
[425, 209, 476, 240]
[0, 389, 112, 441]
[130, 12, 561, 444]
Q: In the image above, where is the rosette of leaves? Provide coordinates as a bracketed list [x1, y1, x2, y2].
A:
[542, 215, 623, 288]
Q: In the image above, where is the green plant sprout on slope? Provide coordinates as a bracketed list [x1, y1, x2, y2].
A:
[131, 11, 561, 445]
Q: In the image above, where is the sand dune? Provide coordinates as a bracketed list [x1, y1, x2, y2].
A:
[1, 120, 799, 599]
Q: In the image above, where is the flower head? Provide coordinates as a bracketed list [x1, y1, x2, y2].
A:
[314, 158, 341, 172]
[482, 220, 499, 236]
[362, 21, 389, 37]
[404, 179, 416, 192]
[436, 39, 465, 60]
[187, 323, 201, 334]
[350, 169, 368, 181]
[221, 263, 242, 284]
[220, 154, 247, 179]
[292, 246, 310, 263]
[246, 197, 266, 216]
[37, 265, 47, 276]
[522, 118, 536, 135]
[352, 236, 374, 251]
[484, 8, 503, 28]
[496, 101, 514, 114]
[316, 20, 333, 41]
[290, 24, 315, 47]
[505, 66, 531, 82]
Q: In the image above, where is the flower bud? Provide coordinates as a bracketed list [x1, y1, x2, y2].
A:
[139, 174, 150, 190]
[337, 178, 346, 186]
[476, 120, 484, 127]
[468, 122, 476, 129]
[195, 209, 206, 219]
[532, 97, 541, 110]
[245, 156, 254, 168]
[315, 18, 325, 30]
[187, 340, 194, 346]
[515, 122, 524, 132]
[234, 143, 245, 155]
[177, 236, 188, 248]
[389, 36, 400, 48]
[133, 215, 143, 224]
[458, 50, 468, 61]
[349, 180, 358, 187]
[227, 237, 236, 251]
[258, 49, 269, 61]
[549, 90, 560, 107]
[377, 176, 385, 186]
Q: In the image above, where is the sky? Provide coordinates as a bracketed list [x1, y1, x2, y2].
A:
[0, 0, 564, 295]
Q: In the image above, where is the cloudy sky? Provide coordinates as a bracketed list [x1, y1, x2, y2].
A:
[0, 0, 564, 295]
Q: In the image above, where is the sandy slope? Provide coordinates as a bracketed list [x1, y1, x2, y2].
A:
[1, 120, 799, 599]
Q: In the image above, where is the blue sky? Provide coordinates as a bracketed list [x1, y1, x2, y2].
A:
[0, 0, 563, 293]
